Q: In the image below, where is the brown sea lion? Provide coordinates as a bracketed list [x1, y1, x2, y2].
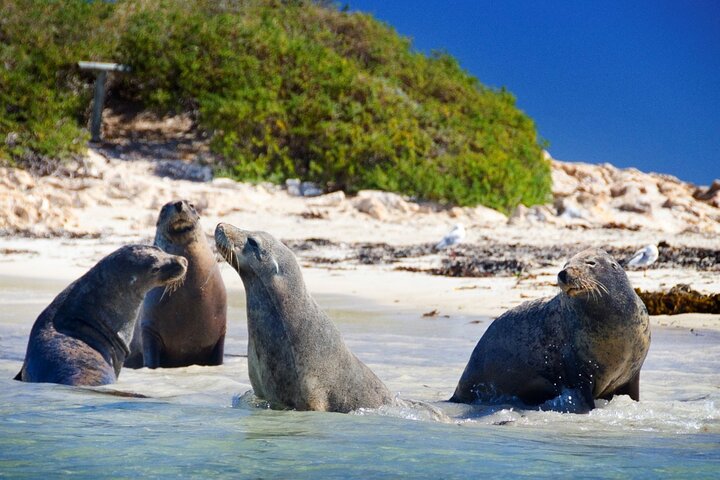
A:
[450, 248, 650, 413]
[125, 200, 227, 369]
[215, 222, 392, 413]
[15, 245, 187, 386]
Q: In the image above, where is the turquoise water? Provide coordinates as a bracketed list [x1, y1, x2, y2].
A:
[1, 276, 718, 478]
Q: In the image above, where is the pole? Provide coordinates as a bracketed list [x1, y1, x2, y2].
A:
[78, 62, 129, 142]
[90, 71, 107, 142]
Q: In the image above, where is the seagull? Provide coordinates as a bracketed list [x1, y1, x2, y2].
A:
[435, 223, 465, 250]
[626, 244, 659, 268]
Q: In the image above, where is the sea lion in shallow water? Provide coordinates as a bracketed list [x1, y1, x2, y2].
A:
[15, 245, 187, 386]
[215, 222, 392, 413]
[125, 200, 227, 369]
[450, 248, 650, 413]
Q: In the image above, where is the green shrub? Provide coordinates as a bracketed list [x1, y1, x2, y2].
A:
[0, 0, 118, 170]
[1, 0, 550, 211]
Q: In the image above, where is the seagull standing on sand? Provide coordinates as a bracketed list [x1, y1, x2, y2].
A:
[626, 244, 659, 268]
[435, 223, 465, 250]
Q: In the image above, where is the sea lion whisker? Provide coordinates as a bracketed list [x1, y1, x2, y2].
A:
[158, 283, 172, 303]
[594, 277, 608, 294]
[199, 267, 216, 290]
[587, 277, 609, 298]
[168, 275, 184, 295]
[587, 281, 599, 302]
[581, 278, 597, 301]
[158, 285, 168, 303]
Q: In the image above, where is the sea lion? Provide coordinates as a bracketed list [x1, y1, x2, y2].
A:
[125, 200, 227, 369]
[215, 222, 392, 413]
[15, 245, 187, 386]
[450, 248, 650, 413]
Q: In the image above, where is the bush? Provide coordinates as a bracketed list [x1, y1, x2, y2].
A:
[1, 0, 550, 212]
[0, 0, 118, 170]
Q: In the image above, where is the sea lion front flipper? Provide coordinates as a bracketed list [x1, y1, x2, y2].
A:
[123, 350, 144, 369]
[209, 333, 225, 366]
[142, 329, 164, 369]
[571, 384, 595, 413]
[614, 372, 641, 401]
[13, 368, 23, 381]
[561, 350, 596, 413]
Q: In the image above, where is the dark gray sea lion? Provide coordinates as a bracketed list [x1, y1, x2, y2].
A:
[15, 245, 187, 386]
[215, 222, 392, 413]
[450, 248, 650, 413]
[125, 200, 227, 369]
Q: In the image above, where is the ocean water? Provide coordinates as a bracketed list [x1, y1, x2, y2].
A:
[0, 275, 718, 478]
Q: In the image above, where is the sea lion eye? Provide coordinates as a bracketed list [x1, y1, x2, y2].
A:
[247, 237, 259, 249]
[585, 261, 596, 267]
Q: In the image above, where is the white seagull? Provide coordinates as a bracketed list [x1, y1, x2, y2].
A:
[626, 244, 659, 268]
[435, 223, 466, 250]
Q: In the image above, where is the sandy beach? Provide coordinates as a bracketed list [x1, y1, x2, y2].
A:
[0, 148, 718, 332]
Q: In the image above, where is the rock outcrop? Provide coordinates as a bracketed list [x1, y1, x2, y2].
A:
[510, 155, 720, 233]
[1, 149, 717, 237]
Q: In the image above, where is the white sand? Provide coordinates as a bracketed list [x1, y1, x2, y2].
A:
[0, 149, 718, 332]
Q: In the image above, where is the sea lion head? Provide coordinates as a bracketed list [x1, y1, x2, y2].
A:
[103, 245, 188, 291]
[155, 200, 201, 245]
[59, 245, 188, 350]
[214, 223, 299, 282]
[557, 248, 632, 302]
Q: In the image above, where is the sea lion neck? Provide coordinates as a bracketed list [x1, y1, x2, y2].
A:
[242, 267, 310, 324]
[564, 289, 641, 331]
[64, 267, 145, 347]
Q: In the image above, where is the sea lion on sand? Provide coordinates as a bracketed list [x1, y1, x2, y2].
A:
[125, 200, 227, 369]
[15, 245, 187, 386]
[450, 248, 650, 413]
[215, 222, 392, 413]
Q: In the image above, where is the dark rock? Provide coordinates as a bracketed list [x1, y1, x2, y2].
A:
[154, 160, 212, 182]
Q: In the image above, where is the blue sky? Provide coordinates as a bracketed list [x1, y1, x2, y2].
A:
[348, 0, 720, 185]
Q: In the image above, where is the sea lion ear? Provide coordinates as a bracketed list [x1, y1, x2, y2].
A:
[272, 258, 280, 275]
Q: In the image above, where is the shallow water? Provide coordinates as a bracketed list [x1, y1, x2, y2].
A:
[1, 275, 718, 478]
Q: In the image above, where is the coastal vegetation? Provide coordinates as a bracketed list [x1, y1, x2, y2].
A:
[0, 0, 550, 211]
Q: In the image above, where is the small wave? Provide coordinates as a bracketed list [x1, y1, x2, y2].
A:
[232, 390, 272, 410]
[354, 395, 453, 423]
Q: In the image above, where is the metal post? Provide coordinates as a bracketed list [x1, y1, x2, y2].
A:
[78, 61, 130, 143]
[91, 71, 107, 142]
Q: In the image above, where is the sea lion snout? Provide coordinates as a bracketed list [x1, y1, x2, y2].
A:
[157, 255, 188, 283]
[215, 223, 244, 269]
[557, 263, 593, 297]
[168, 199, 195, 214]
[159, 200, 199, 236]
[171, 199, 197, 218]
[215, 223, 238, 249]
[557, 266, 579, 295]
